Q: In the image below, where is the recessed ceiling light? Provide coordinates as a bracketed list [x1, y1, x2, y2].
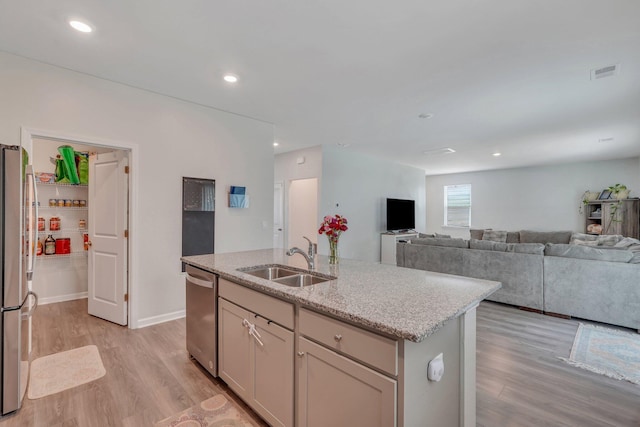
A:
[492, 152, 502, 157]
[69, 20, 93, 33]
[273, 142, 279, 147]
[223, 74, 238, 83]
[418, 113, 435, 119]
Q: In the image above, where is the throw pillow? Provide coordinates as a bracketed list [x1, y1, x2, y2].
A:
[434, 233, 451, 238]
[570, 233, 598, 244]
[482, 230, 508, 243]
[418, 233, 435, 238]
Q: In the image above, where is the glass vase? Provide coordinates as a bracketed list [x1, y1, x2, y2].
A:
[328, 239, 339, 265]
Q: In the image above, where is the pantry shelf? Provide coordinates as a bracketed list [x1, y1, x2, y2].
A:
[37, 251, 88, 260]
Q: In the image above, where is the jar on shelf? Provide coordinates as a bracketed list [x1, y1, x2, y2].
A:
[50, 216, 61, 231]
[49, 199, 57, 207]
[57, 199, 64, 207]
[44, 235, 56, 255]
[36, 238, 43, 256]
[37, 217, 45, 231]
[64, 199, 72, 207]
[79, 219, 86, 229]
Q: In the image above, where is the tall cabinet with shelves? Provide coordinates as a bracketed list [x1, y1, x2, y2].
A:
[585, 198, 639, 239]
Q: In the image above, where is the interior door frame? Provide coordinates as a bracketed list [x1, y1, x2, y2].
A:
[21, 127, 139, 329]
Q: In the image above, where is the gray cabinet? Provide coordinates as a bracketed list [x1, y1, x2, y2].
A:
[218, 280, 294, 427]
[297, 307, 397, 427]
[297, 337, 397, 427]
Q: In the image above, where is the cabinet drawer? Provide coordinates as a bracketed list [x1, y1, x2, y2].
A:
[219, 278, 294, 330]
[299, 308, 398, 376]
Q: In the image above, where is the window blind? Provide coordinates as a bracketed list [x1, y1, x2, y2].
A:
[444, 184, 471, 227]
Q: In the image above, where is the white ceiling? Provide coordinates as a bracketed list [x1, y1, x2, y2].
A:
[1, 0, 639, 175]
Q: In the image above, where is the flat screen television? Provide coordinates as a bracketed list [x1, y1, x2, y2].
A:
[386, 198, 415, 231]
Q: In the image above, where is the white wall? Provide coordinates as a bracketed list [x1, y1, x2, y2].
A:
[321, 146, 426, 262]
[425, 157, 640, 238]
[1, 52, 274, 326]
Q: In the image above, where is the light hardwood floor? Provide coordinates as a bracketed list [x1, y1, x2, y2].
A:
[0, 299, 638, 426]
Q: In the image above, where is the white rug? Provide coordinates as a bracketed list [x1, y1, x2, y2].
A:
[28, 345, 106, 399]
[560, 323, 640, 385]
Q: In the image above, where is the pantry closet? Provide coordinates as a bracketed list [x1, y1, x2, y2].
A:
[31, 137, 127, 309]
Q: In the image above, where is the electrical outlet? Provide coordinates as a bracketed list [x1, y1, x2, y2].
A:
[427, 353, 444, 382]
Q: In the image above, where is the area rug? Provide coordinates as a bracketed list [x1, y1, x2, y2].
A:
[560, 323, 640, 385]
[154, 394, 256, 427]
[28, 345, 106, 399]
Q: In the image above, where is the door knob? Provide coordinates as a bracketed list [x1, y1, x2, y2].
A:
[334, 334, 342, 342]
[297, 351, 305, 357]
[87, 241, 92, 247]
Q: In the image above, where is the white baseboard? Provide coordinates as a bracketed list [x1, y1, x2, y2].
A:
[39, 292, 88, 305]
[136, 309, 185, 328]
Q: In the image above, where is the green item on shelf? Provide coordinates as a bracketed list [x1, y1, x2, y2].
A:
[22, 148, 28, 180]
[57, 145, 79, 184]
[76, 152, 89, 184]
[55, 157, 69, 183]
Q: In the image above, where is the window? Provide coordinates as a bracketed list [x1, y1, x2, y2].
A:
[444, 184, 471, 227]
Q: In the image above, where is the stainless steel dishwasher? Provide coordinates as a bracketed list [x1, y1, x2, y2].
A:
[185, 264, 218, 377]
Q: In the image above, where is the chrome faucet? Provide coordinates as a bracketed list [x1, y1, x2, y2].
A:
[287, 236, 317, 270]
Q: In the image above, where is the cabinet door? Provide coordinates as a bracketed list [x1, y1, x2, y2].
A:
[252, 316, 294, 427]
[297, 337, 397, 427]
[218, 298, 252, 401]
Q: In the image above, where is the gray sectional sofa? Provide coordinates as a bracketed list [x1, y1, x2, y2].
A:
[396, 230, 640, 331]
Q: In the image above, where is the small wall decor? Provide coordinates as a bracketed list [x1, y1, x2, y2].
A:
[229, 185, 249, 208]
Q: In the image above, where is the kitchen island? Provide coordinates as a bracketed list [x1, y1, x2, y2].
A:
[182, 249, 500, 427]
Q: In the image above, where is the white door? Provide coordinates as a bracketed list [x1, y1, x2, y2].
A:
[273, 181, 284, 248]
[88, 151, 129, 325]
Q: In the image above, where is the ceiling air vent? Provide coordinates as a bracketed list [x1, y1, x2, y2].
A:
[590, 64, 619, 80]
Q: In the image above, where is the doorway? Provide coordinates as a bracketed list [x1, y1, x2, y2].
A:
[288, 178, 318, 250]
[23, 127, 135, 327]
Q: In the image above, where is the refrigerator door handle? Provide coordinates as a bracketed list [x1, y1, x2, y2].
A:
[25, 165, 38, 280]
[24, 291, 38, 319]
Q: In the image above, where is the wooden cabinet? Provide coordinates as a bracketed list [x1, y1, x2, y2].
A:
[585, 199, 639, 238]
[218, 279, 294, 427]
[298, 308, 398, 427]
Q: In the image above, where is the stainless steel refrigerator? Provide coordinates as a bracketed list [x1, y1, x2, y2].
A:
[1, 144, 38, 416]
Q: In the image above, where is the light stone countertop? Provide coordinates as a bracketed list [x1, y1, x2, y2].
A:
[182, 249, 501, 343]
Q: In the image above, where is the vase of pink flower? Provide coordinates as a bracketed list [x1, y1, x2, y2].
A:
[318, 214, 348, 265]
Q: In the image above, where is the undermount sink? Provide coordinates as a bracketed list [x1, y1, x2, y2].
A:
[238, 264, 335, 287]
[241, 265, 298, 280]
[273, 273, 328, 287]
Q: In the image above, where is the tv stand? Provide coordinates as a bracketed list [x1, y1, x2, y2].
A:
[381, 232, 419, 265]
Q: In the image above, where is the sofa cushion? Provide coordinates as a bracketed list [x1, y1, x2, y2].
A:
[545, 243, 633, 263]
[469, 229, 486, 240]
[570, 233, 624, 246]
[506, 232, 520, 243]
[506, 243, 545, 255]
[418, 233, 435, 238]
[613, 237, 640, 264]
[470, 239, 508, 252]
[411, 237, 469, 248]
[482, 230, 508, 243]
[520, 230, 572, 244]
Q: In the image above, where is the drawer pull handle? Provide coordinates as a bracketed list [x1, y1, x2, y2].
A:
[334, 334, 343, 342]
[297, 351, 305, 357]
